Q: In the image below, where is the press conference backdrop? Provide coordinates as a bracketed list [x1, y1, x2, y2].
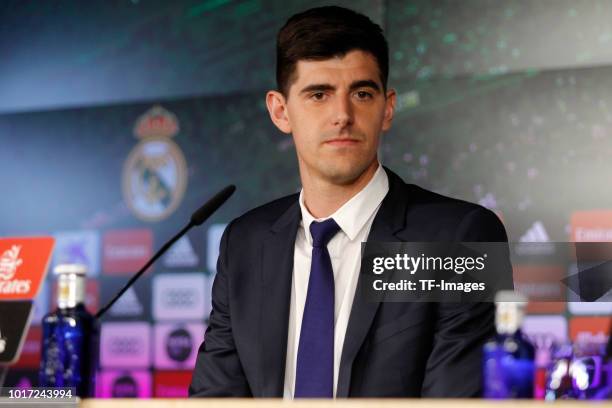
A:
[1, 0, 611, 397]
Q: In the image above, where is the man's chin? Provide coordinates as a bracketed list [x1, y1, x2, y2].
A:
[321, 163, 374, 186]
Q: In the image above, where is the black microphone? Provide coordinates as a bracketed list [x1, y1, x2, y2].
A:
[95, 185, 236, 319]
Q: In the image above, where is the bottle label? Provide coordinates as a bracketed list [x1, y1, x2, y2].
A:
[57, 275, 85, 309]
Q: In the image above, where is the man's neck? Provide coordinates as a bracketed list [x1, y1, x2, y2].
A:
[301, 161, 379, 219]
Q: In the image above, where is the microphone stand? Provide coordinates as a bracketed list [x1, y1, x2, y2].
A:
[95, 185, 236, 320]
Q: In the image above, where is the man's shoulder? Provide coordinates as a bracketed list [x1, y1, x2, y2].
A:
[406, 183, 488, 215]
[228, 193, 299, 234]
[386, 166, 492, 218]
[399, 182, 505, 240]
[384, 168, 503, 239]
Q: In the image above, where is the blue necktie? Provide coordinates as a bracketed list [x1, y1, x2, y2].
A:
[295, 218, 340, 398]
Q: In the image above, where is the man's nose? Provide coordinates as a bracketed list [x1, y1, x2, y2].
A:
[332, 94, 354, 128]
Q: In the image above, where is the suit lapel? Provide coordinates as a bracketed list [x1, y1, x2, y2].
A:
[260, 201, 300, 397]
[336, 168, 408, 397]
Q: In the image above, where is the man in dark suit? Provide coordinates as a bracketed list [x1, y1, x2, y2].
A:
[190, 6, 511, 398]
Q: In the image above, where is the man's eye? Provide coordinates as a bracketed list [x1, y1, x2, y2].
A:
[356, 91, 373, 99]
[311, 92, 326, 101]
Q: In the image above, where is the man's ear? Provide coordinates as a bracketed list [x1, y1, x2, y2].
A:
[381, 88, 396, 132]
[266, 90, 292, 134]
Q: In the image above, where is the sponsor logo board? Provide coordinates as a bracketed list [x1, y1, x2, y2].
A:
[97, 370, 151, 398]
[153, 273, 207, 321]
[0, 237, 54, 300]
[162, 233, 200, 269]
[154, 322, 204, 369]
[514, 221, 556, 256]
[520, 221, 550, 242]
[571, 210, 612, 242]
[108, 286, 144, 318]
[102, 229, 153, 274]
[569, 317, 610, 343]
[153, 371, 192, 398]
[101, 277, 148, 319]
[53, 230, 100, 276]
[100, 322, 150, 368]
[523, 315, 568, 343]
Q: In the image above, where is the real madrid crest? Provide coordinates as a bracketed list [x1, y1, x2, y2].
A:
[122, 106, 188, 222]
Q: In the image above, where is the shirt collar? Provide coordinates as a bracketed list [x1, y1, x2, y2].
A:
[298, 164, 389, 245]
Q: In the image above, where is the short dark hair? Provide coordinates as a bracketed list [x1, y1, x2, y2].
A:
[276, 6, 389, 96]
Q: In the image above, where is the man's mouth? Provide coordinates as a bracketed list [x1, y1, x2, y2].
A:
[324, 138, 360, 146]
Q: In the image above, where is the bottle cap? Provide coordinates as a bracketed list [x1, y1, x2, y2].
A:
[494, 290, 527, 304]
[53, 264, 87, 276]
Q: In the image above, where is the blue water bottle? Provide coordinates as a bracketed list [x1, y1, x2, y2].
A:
[39, 264, 98, 397]
[483, 291, 535, 398]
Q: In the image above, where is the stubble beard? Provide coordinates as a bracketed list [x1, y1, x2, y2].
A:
[314, 151, 377, 186]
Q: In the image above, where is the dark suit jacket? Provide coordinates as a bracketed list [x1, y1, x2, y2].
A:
[189, 167, 512, 398]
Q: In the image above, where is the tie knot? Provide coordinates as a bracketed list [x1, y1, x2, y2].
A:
[309, 219, 340, 248]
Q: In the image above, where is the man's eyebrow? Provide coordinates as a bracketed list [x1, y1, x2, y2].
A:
[298, 80, 381, 95]
[299, 83, 335, 94]
[349, 80, 381, 92]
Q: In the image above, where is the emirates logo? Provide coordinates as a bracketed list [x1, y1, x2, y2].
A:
[0, 245, 23, 281]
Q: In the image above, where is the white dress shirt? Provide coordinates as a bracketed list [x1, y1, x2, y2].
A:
[283, 164, 389, 398]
